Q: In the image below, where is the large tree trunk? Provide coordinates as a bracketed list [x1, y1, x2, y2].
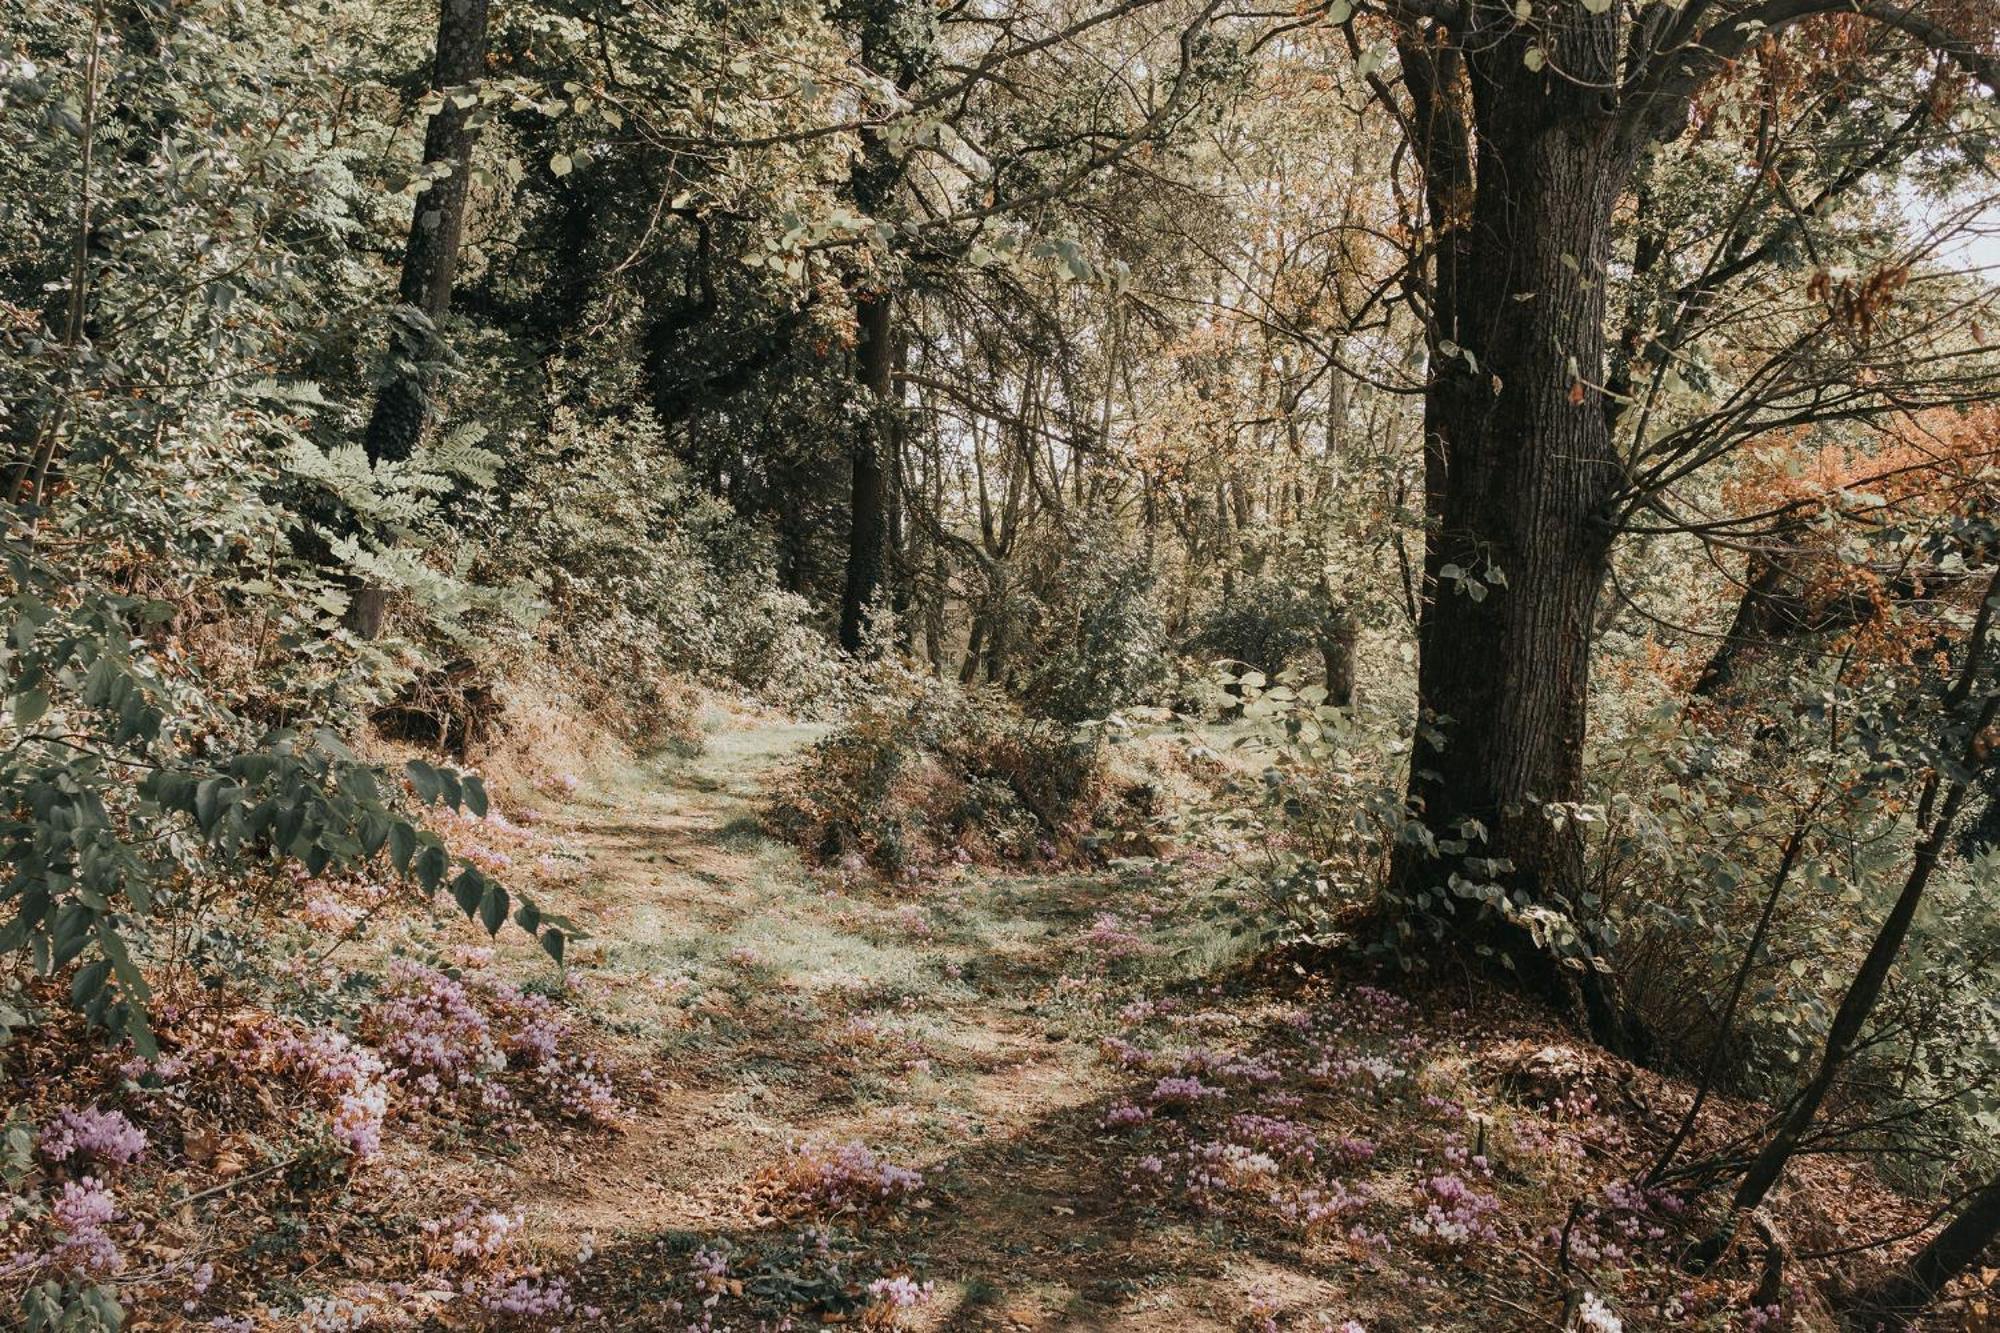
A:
[1386, 28, 1638, 1046]
[350, 0, 488, 638]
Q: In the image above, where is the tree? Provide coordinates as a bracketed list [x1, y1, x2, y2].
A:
[350, 0, 490, 638]
[1684, 566, 2000, 1267]
[835, 0, 933, 652]
[1354, 0, 2000, 1039]
[1846, 1174, 2000, 1329]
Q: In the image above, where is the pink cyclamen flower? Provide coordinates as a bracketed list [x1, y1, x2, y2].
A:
[39, 1107, 147, 1168]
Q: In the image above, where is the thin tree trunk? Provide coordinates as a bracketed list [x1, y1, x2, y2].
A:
[1646, 820, 1808, 1186]
[1690, 714, 1995, 1269]
[1845, 1177, 2000, 1328]
[959, 615, 986, 685]
[363, 0, 488, 465]
[836, 3, 926, 653]
[349, 0, 489, 638]
[1319, 628, 1355, 709]
[1316, 572, 1356, 708]
[887, 335, 912, 648]
[839, 286, 893, 651]
[1687, 575, 2000, 1270]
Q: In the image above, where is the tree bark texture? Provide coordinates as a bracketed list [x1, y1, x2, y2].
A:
[1388, 23, 1635, 1016]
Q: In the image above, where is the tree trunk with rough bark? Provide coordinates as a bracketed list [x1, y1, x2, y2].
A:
[1319, 616, 1356, 709]
[1387, 26, 1635, 1039]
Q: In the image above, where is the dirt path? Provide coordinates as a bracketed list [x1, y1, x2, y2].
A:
[468, 715, 1776, 1333]
[507, 714, 1273, 1330]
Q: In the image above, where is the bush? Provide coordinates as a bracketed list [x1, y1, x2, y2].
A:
[1187, 576, 1326, 678]
[476, 405, 842, 726]
[767, 673, 1113, 876]
[1017, 534, 1171, 722]
[1184, 667, 1413, 954]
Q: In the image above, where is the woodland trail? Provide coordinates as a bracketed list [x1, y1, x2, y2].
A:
[506, 713, 1270, 1331]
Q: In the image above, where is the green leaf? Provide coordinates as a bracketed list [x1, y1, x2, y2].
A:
[452, 868, 484, 918]
[405, 760, 441, 804]
[414, 843, 448, 892]
[540, 928, 566, 966]
[388, 821, 418, 873]
[13, 689, 49, 726]
[194, 778, 226, 835]
[479, 883, 507, 936]
[70, 958, 112, 1008]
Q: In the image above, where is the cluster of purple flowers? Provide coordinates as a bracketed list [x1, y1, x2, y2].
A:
[39, 1106, 147, 1168]
[374, 959, 508, 1100]
[50, 1176, 124, 1275]
[764, 1140, 926, 1219]
[473, 1271, 576, 1322]
[1080, 912, 1148, 959]
[1407, 1171, 1501, 1247]
[1149, 1074, 1227, 1108]
[1101, 1100, 1151, 1128]
[866, 1275, 934, 1309]
[423, 1205, 523, 1268]
[258, 1020, 392, 1159]
[366, 959, 621, 1131]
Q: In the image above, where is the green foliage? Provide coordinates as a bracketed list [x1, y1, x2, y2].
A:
[19, 1280, 121, 1333]
[1018, 529, 1170, 722]
[1586, 637, 2000, 1181]
[0, 536, 569, 1041]
[1188, 668, 1413, 954]
[476, 404, 841, 719]
[1188, 577, 1326, 679]
[769, 670, 1110, 876]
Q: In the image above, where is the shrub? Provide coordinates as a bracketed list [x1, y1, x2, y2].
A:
[767, 673, 1112, 876]
[1017, 533, 1170, 722]
[477, 405, 841, 724]
[1188, 575, 1326, 680]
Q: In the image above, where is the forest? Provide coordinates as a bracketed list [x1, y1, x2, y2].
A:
[2, 0, 1999, 1328]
